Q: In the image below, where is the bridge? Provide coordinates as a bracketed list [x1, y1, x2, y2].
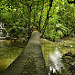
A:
[0, 31, 47, 75]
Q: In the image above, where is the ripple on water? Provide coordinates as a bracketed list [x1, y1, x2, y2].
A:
[41, 37, 75, 75]
[48, 47, 65, 73]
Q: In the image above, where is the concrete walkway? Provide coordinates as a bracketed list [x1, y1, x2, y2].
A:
[0, 31, 47, 75]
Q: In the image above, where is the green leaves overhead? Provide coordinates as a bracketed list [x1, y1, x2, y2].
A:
[0, 0, 75, 41]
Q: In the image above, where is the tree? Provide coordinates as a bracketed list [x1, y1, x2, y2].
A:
[38, 0, 44, 32]
[42, 0, 53, 36]
[0, 0, 75, 41]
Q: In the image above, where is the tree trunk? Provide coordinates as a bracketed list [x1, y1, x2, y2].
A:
[38, 0, 44, 32]
[28, 5, 32, 37]
[42, 0, 53, 36]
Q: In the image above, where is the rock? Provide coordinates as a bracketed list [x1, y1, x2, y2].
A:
[5, 36, 11, 40]
[68, 63, 75, 73]
[63, 52, 72, 57]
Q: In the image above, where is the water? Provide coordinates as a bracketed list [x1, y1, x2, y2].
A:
[0, 39, 27, 72]
[41, 37, 75, 75]
[0, 30, 3, 37]
[49, 47, 64, 73]
[0, 22, 8, 38]
[0, 37, 75, 74]
[0, 23, 3, 37]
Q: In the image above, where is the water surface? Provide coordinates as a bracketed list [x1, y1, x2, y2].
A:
[41, 37, 75, 75]
[0, 39, 27, 72]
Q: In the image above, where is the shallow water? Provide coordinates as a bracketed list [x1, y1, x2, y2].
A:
[41, 37, 75, 75]
[0, 39, 27, 72]
[0, 37, 75, 75]
[48, 47, 64, 73]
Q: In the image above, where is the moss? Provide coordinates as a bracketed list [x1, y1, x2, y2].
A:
[41, 37, 75, 75]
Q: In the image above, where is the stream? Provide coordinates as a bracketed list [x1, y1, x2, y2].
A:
[0, 37, 75, 75]
[41, 37, 75, 75]
[0, 39, 27, 72]
[48, 47, 64, 73]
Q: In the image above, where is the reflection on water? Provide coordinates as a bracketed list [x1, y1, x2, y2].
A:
[48, 47, 64, 74]
[0, 40, 27, 72]
[41, 37, 75, 75]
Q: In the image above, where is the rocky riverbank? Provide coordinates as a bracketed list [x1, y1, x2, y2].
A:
[62, 52, 75, 75]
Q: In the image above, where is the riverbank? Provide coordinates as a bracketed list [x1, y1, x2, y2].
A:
[0, 38, 28, 72]
[0, 31, 47, 75]
[40, 37, 75, 75]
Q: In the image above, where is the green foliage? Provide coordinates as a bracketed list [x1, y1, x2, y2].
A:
[0, 0, 75, 41]
[42, 0, 75, 41]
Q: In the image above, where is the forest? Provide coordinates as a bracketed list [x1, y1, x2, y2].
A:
[0, 0, 75, 75]
[0, 0, 75, 41]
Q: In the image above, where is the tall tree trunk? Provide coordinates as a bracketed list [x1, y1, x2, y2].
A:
[73, 4, 75, 33]
[38, 0, 44, 32]
[42, 0, 53, 36]
[28, 5, 32, 37]
[34, 7, 36, 23]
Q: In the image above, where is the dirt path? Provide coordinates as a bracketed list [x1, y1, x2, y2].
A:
[0, 31, 47, 75]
